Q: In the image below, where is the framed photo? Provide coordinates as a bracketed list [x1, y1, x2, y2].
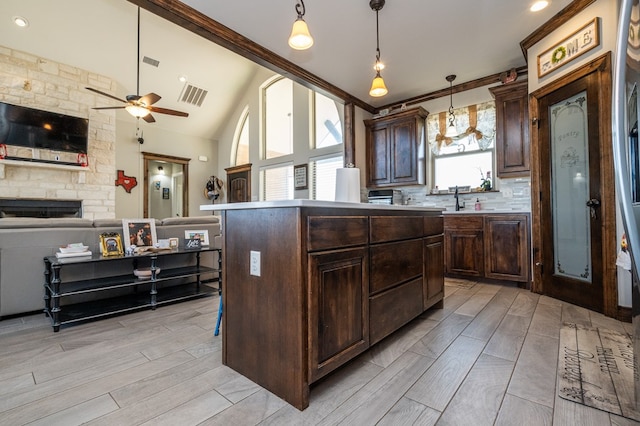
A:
[184, 229, 209, 246]
[123, 219, 157, 249]
[169, 237, 179, 249]
[99, 232, 123, 257]
[162, 187, 170, 199]
[294, 164, 308, 190]
[537, 18, 600, 78]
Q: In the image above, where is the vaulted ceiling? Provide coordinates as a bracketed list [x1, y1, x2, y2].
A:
[1, 0, 575, 141]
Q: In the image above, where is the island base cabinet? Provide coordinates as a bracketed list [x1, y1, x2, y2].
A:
[424, 235, 444, 309]
[308, 248, 369, 383]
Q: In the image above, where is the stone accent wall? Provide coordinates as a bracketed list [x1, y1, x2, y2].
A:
[0, 45, 116, 219]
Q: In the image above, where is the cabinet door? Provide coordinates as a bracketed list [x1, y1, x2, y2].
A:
[367, 126, 391, 186]
[491, 81, 530, 178]
[484, 214, 530, 282]
[390, 119, 419, 184]
[424, 235, 444, 309]
[445, 229, 484, 277]
[308, 247, 369, 382]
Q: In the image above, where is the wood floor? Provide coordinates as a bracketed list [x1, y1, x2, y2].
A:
[0, 280, 638, 426]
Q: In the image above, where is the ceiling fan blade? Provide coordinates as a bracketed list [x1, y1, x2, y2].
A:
[92, 106, 126, 110]
[148, 106, 189, 117]
[140, 93, 161, 106]
[142, 113, 156, 123]
[86, 87, 126, 104]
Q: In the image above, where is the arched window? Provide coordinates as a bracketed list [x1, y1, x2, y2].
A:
[231, 105, 250, 166]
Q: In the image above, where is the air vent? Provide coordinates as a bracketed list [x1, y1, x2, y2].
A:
[179, 84, 208, 107]
[142, 56, 159, 67]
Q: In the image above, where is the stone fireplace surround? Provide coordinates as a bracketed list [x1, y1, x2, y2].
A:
[0, 45, 117, 220]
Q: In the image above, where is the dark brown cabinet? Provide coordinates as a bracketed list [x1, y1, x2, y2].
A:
[308, 247, 369, 382]
[490, 81, 530, 178]
[225, 163, 252, 203]
[444, 215, 484, 277]
[444, 213, 530, 284]
[484, 214, 530, 282]
[220, 204, 444, 410]
[364, 107, 428, 187]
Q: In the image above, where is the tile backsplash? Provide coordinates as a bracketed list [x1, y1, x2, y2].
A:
[370, 177, 532, 212]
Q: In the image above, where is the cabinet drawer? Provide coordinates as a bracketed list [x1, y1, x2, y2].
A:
[370, 216, 423, 243]
[307, 216, 368, 251]
[370, 239, 423, 294]
[424, 216, 443, 236]
[369, 277, 423, 345]
[444, 215, 483, 230]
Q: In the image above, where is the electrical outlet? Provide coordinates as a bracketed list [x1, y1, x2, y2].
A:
[250, 250, 260, 276]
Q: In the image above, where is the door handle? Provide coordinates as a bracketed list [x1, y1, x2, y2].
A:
[586, 199, 600, 219]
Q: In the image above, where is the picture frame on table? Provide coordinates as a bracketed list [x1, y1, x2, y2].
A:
[99, 232, 123, 257]
[184, 229, 209, 246]
[122, 219, 157, 250]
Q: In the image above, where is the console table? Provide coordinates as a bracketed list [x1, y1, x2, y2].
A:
[43, 247, 220, 332]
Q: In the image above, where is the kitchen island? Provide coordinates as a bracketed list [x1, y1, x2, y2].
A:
[200, 200, 444, 410]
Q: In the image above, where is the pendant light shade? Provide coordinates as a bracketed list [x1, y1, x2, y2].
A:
[288, 1, 313, 50]
[370, 72, 388, 97]
[444, 74, 457, 138]
[369, 0, 387, 97]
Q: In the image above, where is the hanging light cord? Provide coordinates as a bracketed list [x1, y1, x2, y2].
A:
[295, 0, 305, 19]
[375, 9, 381, 70]
[448, 80, 455, 125]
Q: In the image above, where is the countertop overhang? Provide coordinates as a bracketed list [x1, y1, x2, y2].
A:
[200, 199, 445, 212]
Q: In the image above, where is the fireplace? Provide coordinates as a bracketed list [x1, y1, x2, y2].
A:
[0, 199, 83, 218]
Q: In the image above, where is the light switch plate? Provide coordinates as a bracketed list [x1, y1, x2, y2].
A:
[250, 250, 260, 276]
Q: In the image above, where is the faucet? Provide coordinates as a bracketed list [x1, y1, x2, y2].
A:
[455, 186, 464, 211]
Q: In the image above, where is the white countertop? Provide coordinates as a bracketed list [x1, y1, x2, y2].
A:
[442, 209, 531, 215]
[200, 199, 444, 212]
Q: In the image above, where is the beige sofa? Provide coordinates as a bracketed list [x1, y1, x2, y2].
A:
[0, 216, 221, 317]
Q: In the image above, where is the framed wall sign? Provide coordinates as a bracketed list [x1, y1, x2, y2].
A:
[537, 18, 600, 78]
[294, 164, 308, 190]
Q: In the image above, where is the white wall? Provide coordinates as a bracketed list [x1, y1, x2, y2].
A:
[115, 117, 218, 218]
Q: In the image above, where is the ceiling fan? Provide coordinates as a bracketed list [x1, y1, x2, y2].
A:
[86, 7, 188, 123]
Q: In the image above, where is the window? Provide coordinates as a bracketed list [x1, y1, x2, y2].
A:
[310, 154, 343, 200]
[260, 164, 293, 201]
[429, 101, 496, 190]
[314, 93, 343, 148]
[264, 79, 293, 159]
[233, 106, 249, 165]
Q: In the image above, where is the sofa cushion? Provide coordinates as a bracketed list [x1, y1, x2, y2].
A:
[161, 216, 219, 226]
[0, 217, 93, 229]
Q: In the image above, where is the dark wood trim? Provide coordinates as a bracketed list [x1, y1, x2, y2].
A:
[141, 151, 190, 218]
[378, 67, 529, 113]
[618, 306, 632, 323]
[520, 0, 598, 60]
[127, 0, 376, 114]
[529, 52, 616, 318]
[343, 103, 355, 167]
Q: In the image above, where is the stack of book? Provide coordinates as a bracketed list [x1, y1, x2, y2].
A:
[56, 243, 91, 259]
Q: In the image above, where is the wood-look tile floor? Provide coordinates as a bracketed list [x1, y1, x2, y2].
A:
[0, 280, 638, 426]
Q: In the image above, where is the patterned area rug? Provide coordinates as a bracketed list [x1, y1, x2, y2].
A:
[558, 322, 640, 421]
[444, 278, 476, 289]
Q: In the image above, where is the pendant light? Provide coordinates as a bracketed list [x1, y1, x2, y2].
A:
[288, 1, 314, 50]
[369, 0, 388, 97]
[444, 75, 457, 138]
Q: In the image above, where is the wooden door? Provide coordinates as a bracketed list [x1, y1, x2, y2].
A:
[484, 214, 530, 283]
[530, 53, 616, 315]
[308, 247, 369, 382]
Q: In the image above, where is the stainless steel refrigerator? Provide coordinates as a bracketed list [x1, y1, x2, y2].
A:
[613, 0, 640, 407]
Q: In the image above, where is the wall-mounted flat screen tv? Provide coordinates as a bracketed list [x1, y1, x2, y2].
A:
[0, 102, 88, 154]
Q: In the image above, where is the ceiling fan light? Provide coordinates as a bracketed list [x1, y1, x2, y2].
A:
[125, 104, 151, 118]
[288, 18, 314, 50]
[369, 74, 388, 97]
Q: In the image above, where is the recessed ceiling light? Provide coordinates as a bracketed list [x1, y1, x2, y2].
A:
[178, 75, 188, 83]
[13, 16, 29, 27]
[530, 1, 549, 12]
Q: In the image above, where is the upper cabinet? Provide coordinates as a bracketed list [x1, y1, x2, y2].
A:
[364, 107, 428, 188]
[490, 81, 530, 178]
